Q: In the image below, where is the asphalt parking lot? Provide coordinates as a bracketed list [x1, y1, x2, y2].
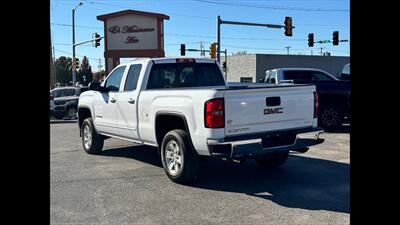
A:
[51, 122, 349, 225]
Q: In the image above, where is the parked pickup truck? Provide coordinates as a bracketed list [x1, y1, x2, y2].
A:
[78, 58, 324, 183]
[263, 68, 350, 130]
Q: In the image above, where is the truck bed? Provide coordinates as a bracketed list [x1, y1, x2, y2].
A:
[222, 84, 316, 137]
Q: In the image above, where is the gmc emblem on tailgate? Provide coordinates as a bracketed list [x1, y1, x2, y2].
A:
[264, 107, 283, 115]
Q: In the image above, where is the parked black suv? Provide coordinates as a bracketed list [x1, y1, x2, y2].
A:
[50, 86, 88, 119]
[264, 68, 350, 130]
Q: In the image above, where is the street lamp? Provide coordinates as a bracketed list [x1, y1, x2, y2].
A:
[72, 1, 83, 86]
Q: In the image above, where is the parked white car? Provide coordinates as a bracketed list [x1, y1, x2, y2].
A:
[340, 63, 350, 80]
[78, 58, 324, 183]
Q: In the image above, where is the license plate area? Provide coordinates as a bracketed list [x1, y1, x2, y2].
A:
[261, 132, 296, 148]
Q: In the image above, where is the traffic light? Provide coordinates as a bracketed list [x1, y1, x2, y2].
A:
[74, 58, 80, 70]
[332, 31, 339, 46]
[308, 33, 314, 47]
[284, 17, 293, 37]
[93, 33, 101, 48]
[180, 44, 185, 56]
[222, 61, 227, 71]
[209, 42, 217, 59]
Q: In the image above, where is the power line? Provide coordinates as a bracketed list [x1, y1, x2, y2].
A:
[192, 0, 349, 12]
[51, 25, 349, 43]
[54, 43, 92, 46]
[53, 48, 105, 62]
[51, 20, 341, 31]
[88, 0, 214, 20]
[51, 22, 102, 30]
[221, 44, 349, 54]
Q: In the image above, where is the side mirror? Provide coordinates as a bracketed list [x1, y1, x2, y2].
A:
[97, 86, 109, 93]
[88, 81, 101, 90]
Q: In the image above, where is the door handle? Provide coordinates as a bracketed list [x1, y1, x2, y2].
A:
[110, 98, 116, 103]
[128, 98, 135, 104]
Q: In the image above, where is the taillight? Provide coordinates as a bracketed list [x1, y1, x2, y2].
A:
[313, 91, 318, 118]
[205, 98, 224, 128]
[50, 95, 54, 101]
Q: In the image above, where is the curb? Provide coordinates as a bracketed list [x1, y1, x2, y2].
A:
[50, 119, 77, 124]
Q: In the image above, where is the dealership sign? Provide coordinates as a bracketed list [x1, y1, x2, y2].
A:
[97, 10, 169, 73]
[105, 15, 158, 50]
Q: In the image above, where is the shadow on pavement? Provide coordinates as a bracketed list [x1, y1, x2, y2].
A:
[100, 145, 162, 167]
[99, 145, 349, 214]
[324, 124, 350, 134]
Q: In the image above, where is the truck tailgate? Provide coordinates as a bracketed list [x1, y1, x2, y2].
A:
[223, 85, 315, 137]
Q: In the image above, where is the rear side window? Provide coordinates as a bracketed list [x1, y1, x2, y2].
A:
[59, 88, 75, 97]
[146, 63, 225, 89]
[284, 71, 312, 81]
[124, 64, 142, 91]
[105, 66, 126, 92]
[311, 72, 334, 81]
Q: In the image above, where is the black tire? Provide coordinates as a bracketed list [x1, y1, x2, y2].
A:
[81, 118, 104, 154]
[255, 150, 289, 168]
[161, 129, 200, 184]
[319, 105, 344, 130]
[66, 106, 78, 120]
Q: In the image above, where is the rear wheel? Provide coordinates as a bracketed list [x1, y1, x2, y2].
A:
[81, 118, 104, 154]
[66, 106, 77, 120]
[319, 105, 343, 130]
[255, 150, 289, 168]
[161, 129, 200, 184]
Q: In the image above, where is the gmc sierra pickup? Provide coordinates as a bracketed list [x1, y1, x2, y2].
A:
[78, 58, 324, 183]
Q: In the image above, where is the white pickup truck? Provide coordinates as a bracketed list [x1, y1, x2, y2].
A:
[78, 57, 323, 183]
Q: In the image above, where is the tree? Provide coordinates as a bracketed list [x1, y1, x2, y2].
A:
[93, 70, 106, 82]
[77, 56, 93, 86]
[231, 51, 248, 56]
[54, 56, 72, 86]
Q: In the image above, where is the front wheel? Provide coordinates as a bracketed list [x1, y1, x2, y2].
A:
[255, 150, 289, 168]
[81, 118, 104, 154]
[161, 129, 200, 184]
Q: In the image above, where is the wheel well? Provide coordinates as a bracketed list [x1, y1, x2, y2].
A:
[319, 94, 348, 111]
[78, 107, 91, 130]
[155, 114, 190, 149]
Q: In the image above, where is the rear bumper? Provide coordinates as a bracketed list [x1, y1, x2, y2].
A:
[207, 127, 324, 158]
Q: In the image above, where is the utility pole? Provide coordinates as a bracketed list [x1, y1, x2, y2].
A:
[320, 47, 324, 56]
[72, 2, 83, 87]
[217, 15, 221, 62]
[311, 50, 313, 56]
[224, 49, 228, 78]
[285, 46, 292, 55]
[72, 8, 76, 86]
[200, 42, 204, 57]
[98, 59, 102, 72]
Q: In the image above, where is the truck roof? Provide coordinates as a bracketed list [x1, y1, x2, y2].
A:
[267, 68, 330, 72]
[266, 67, 339, 81]
[122, 57, 217, 65]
